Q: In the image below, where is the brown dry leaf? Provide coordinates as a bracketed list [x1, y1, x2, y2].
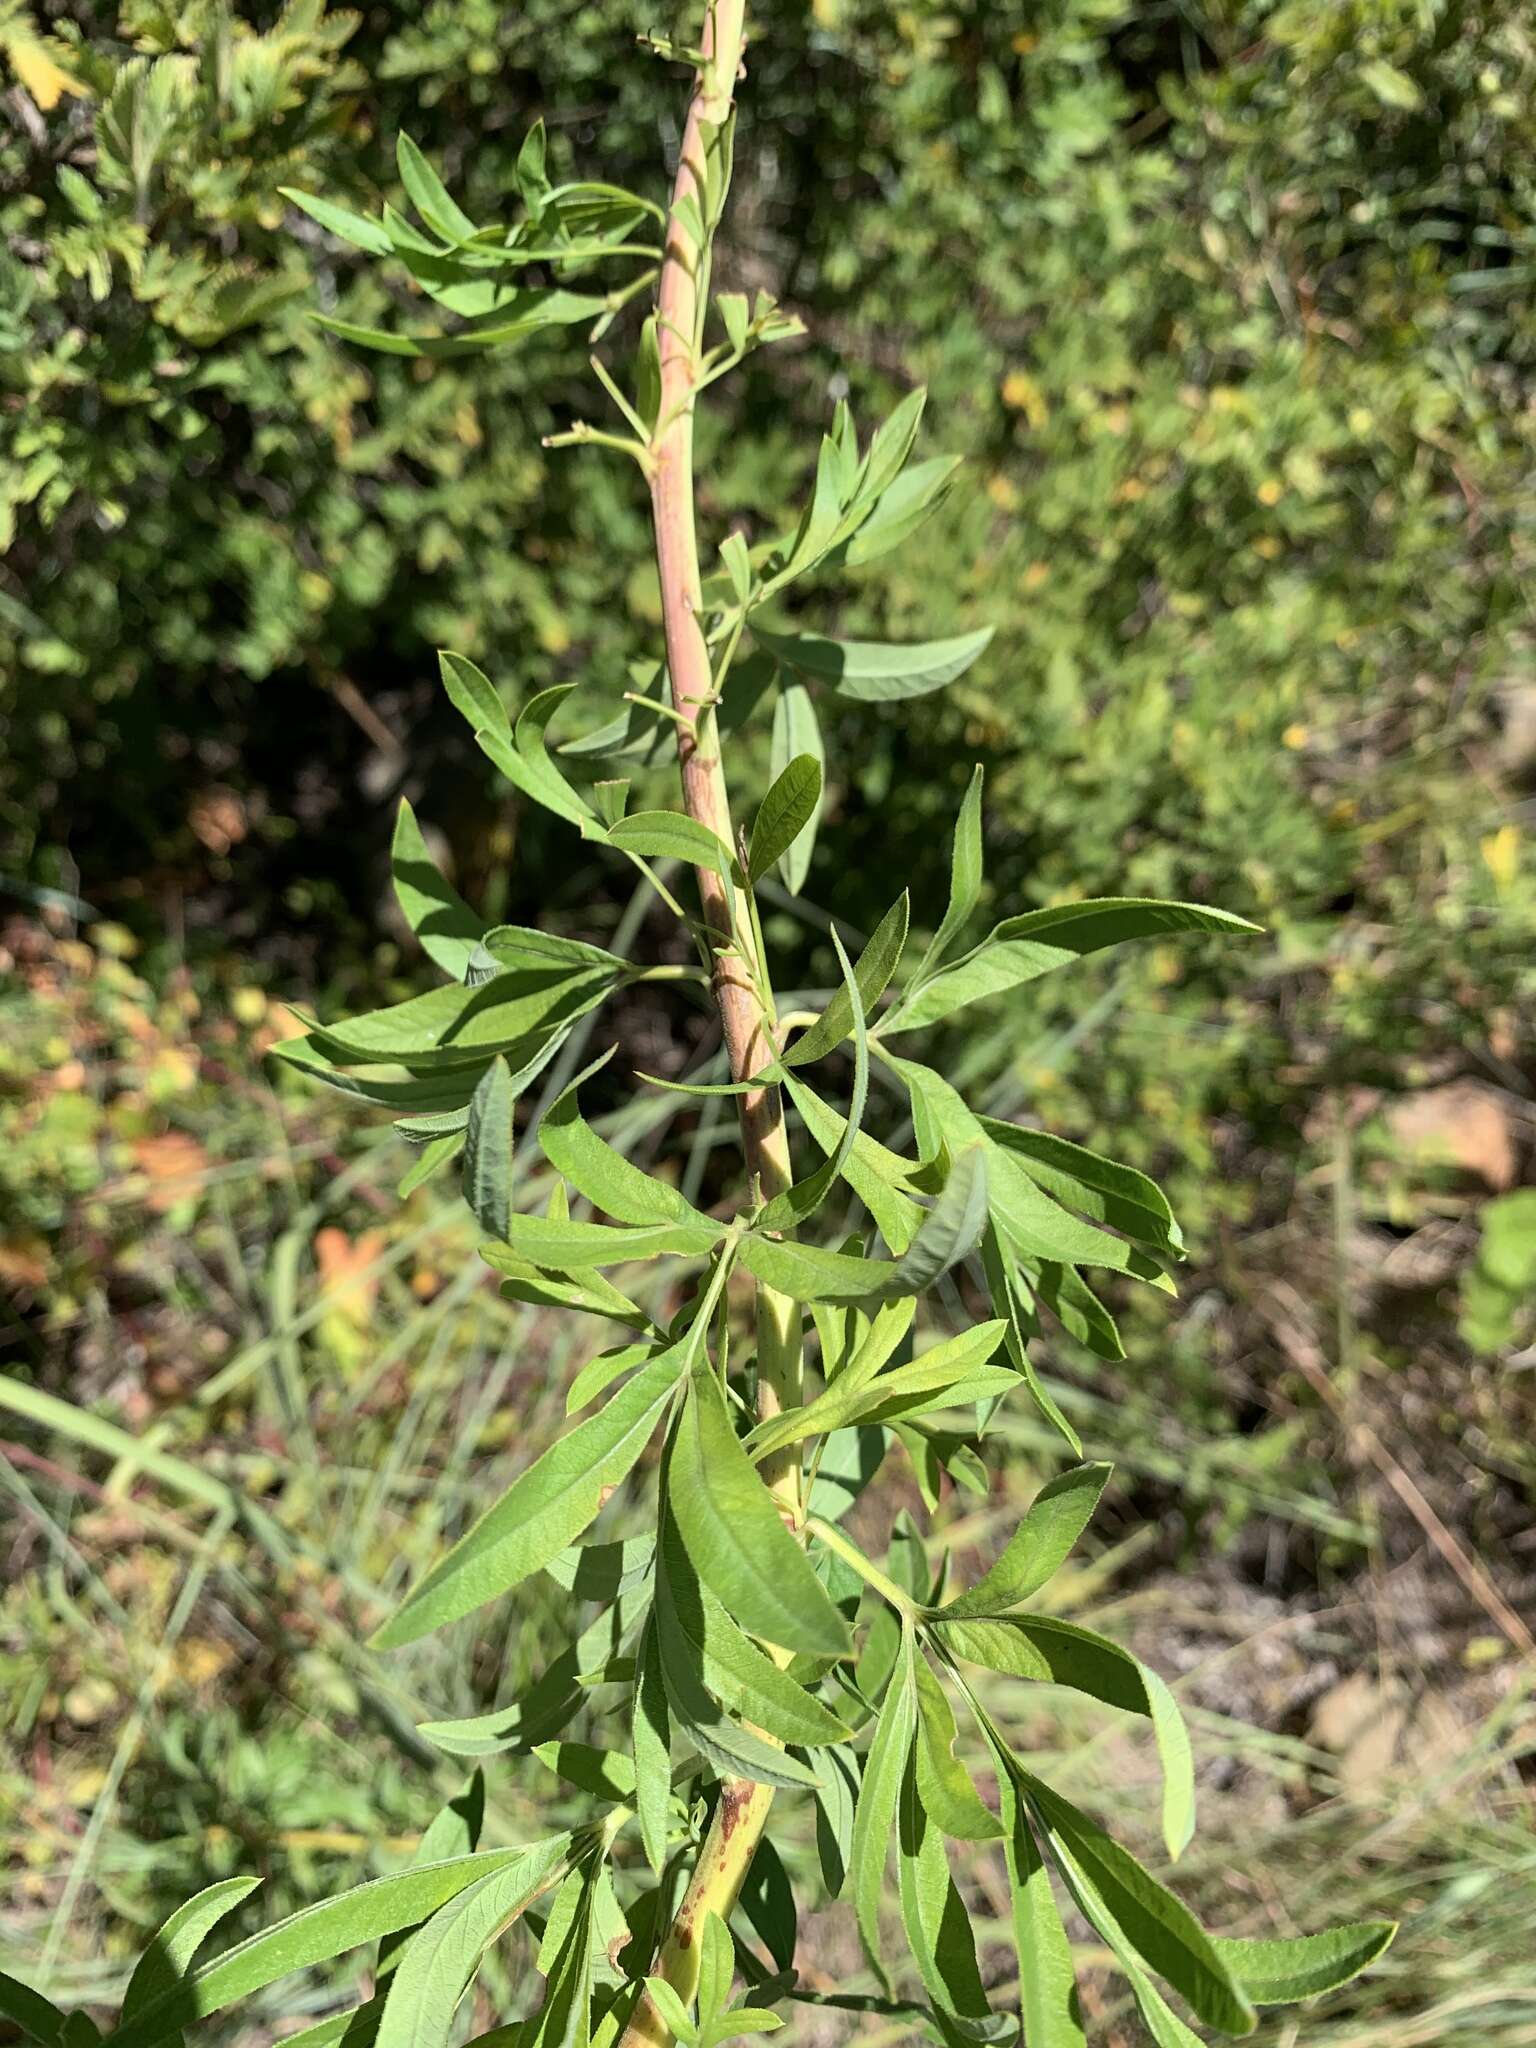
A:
[315, 1226, 387, 1329]
[134, 1132, 210, 1211]
[189, 785, 250, 854]
[1386, 1082, 1517, 1190]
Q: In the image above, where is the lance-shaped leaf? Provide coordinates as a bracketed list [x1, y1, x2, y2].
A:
[738, 1234, 900, 1304]
[846, 1630, 917, 1976]
[485, 1244, 652, 1330]
[607, 811, 736, 893]
[473, 682, 597, 829]
[783, 1075, 926, 1253]
[105, 1845, 572, 2048]
[281, 187, 393, 255]
[0, 1971, 65, 2048]
[887, 897, 1261, 1034]
[986, 1724, 1086, 2048]
[669, 1369, 850, 1657]
[653, 1555, 820, 1792]
[632, 1614, 674, 1871]
[533, 1741, 637, 1803]
[754, 625, 994, 704]
[874, 1145, 989, 1299]
[780, 893, 908, 1068]
[309, 964, 617, 1072]
[842, 454, 962, 569]
[1021, 1772, 1255, 2035]
[396, 132, 477, 241]
[463, 1056, 515, 1239]
[760, 927, 867, 1230]
[541, 1068, 711, 1228]
[910, 765, 984, 990]
[656, 1512, 850, 1746]
[122, 1878, 263, 2021]
[939, 1463, 1112, 1618]
[979, 1120, 1183, 1261]
[271, 1033, 489, 1113]
[373, 1343, 688, 1648]
[526, 1862, 597, 2048]
[749, 1320, 1007, 1461]
[1211, 1923, 1397, 2005]
[477, 926, 629, 977]
[912, 1658, 1002, 1841]
[439, 650, 511, 743]
[767, 686, 825, 893]
[375, 1846, 568, 2048]
[749, 753, 822, 884]
[809, 1742, 860, 1896]
[487, 1212, 722, 1273]
[929, 1614, 1194, 1858]
[897, 1744, 994, 2025]
[390, 798, 488, 982]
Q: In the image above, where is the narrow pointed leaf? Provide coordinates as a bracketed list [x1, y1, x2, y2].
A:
[912, 1659, 1002, 1841]
[1211, 1922, 1397, 2005]
[633, 1614, 673, 1871]
[780, 894, 908, 1068]
[847, 1633, 916, 1976]
[396, 133, 478, 242]
[486, 1214, 721, 1272]
[889, 898, 1261, 1033]
[541, 1072, 710, 1228]
[738, 1234, 899, 1304]
[754, 626, 994, 704]
[373, 1344, 687, 1648]
[767, 687, 825, 893]
[123, 1878, 263, 2020]
[281, 187, 393, 255]
[464, 1056, 515, 1239]
[913, 765, 984, 986]
[439, 650, 511, 742]
[941, 1464, 1112, 1618]
[670, 1370, 849, 1657]
[0, 1971, 66, 2046]
[749, 753, 822, 884]
[759, 927, 867, 1230]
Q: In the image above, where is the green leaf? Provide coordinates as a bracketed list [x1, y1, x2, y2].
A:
[670, 1369, 850, 1657]
[463, 1057, 515, 1239]
[912, 1659, 1002, 1841]
[633, 1614, 674, 1871]
[488, 1245, 651, 1330]
[809, 1742, 860, 1896]
[1021, 1772, 1255, 2035]
[749, 1320, 1007, 1460]
[532, 1741, 637, 1803]
[877, 1145, 988, 1298]
[477, 926, 629, 977]
[979, 1121, 1183, 1260]
[737, 1234, 900, 1304]
[0, 1970, 66, 2046]
[858, 387, 928, 505]
[966, 1617, 1194, 1862]
[759, 927, 867, 1230]
[281, 187, 393, 255]
[653, 1551, 821, 1792]
[372, 1343, 687, 1648]
[988, 1736, 1085, 2048]
[439, 650, 511, 743]
[486, 1213, 722, 1273]
[541, 1069, 710, 1228]
[911, 766, 984, 988]
[635, 315, 662, 432]
[754, 625, 993, 704]
[846, 1630, 916, 1977]
[123, 1878, 263, 2020]
[643, 1980, 699, 2048]
[375, 1845, 568, 2048]
[780, 893, 908, 1068]
[106, 1847, 570, 2048]
[782, 1076, 925, 1254]
[566, 1342, 654, 1414]
[737, 1844, 797, 1979]
[939, 1463, 1111, 1618]
[396, 132, 478, 242]
[608, 811, 734, 888]
[399, 1132, 465, 1198]
[896, 1744, 992, 2023]
[310, 964, 617, 1072]
[887, 897, 1260, 1033]
[655, 1512, 850, 1747]
[748, 754, 822, 884]
[841, 455, 961, 569]
[526, 1862, 597, 2048]
[1212, 1922, 1397, 2005]
[476, 683, 596, 829]
[767, 684, 825, 893]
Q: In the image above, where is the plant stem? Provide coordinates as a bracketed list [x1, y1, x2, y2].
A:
[617, 8, 802, 2043]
